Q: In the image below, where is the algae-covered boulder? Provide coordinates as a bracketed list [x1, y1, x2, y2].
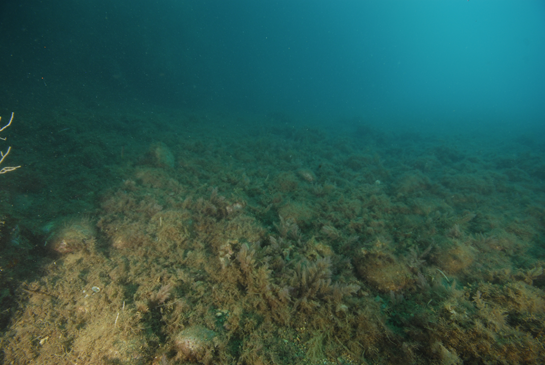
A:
[355, 250, 413, 292]
[174, 325, 217, 363]
[46, 218, 96, 254]
[148, 141, 175, 168]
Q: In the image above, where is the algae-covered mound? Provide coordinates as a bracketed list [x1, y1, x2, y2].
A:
[174, 325, 217, 363]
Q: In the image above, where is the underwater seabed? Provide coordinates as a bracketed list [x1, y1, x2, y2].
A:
[1, 105, 545, 364]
